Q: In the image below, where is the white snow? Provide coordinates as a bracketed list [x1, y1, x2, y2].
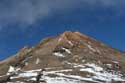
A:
[58, 38, 62, 44]
[80, 63, 125, 82]
[2, 62, 125, 83]
[96, 49, 101, 54]
[53, 52, 65, 57]
[25, 62, 28, 66]
[68, 41, 73, 46]
[62, 47, 71, 54]
[45, 76, 99, 83]
[19, 72, 37, 77]
[45, 76, 84, 83]
[53, 73, 100, 83]
[46, 69, 72, 74]
[36, 58, 40, 64]
[92, 71, 124, 82]
[17, 81, 25, 83]
[30, 77, 36, 81]
[7, 66, 15, 75]
[86, 44, 101, 55]
[66, 62, 85, 68]
[82, 60, 86, 63]
[11, 72, 37, 79]
[87, 45, 96, 52]
[106, 64, 112, 69]
[85, 63, 103, 72]
[8, 66, 15, 73]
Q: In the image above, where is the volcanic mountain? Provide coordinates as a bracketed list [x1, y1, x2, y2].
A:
[0, 31, 125, 83]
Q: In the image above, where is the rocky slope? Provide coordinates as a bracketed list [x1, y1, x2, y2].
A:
[0, 31, 125, 83]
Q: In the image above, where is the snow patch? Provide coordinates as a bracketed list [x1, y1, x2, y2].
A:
[82, 60, 86, 63]
[53, 52, 65, 57]
[7, 66, 15, 75]
[18, 81, 25, 83]
[11, 72, 37, 79]
[25, 62, 28, 66]
[80, 63, 125, 82]
[106, 64, 112, 69]
[85, 63, 103, 72]
[8, 66, 15, 73]
[19, 72, 37, 77]
[62, 47, 71, 54]
[58, 38, 62, 44]
[66, 62, 85, 68]
[36, 58, 40, 64]
[45, 76, 96, 83]
[53, 73, 100, 83]
[87, 45, 96, 52]
[68, 41, 73, 46]
[96, 49, 101, 54]
[3, 63, 125, 83]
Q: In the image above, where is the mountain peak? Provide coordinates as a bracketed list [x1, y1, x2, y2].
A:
[58, 31, 87, 44]
[60, 31, 91, 40]
[58, 31, 77, 46]
[74, 31, 89, 39]
[0, 31, 125, 83]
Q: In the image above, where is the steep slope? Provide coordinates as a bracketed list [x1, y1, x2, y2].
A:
[0, 31, 125, 83]
[0, 46, 34, 75]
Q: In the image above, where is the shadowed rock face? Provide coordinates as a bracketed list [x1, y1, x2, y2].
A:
[0, 31, 125, 83]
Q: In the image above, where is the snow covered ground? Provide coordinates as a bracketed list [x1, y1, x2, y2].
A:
[4, 62, 125, 83]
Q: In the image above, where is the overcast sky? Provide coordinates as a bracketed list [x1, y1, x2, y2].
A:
[0, 0, 125, 60]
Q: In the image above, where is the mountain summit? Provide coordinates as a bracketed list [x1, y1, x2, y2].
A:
[0, 31, 125, 83]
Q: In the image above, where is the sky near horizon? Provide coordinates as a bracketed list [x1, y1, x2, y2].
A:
[0, 0, 125, 60]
